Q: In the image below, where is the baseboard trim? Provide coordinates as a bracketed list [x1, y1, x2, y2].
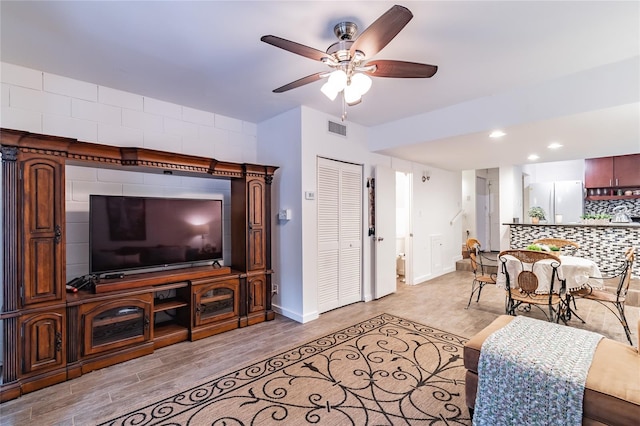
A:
[272, 304, 319, 323]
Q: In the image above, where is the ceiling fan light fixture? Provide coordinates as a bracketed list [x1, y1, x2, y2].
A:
[321, 82, 339, 101]
[350, 73, 372, 95]
[343, 84, 362, 105]
[327, 70, 348, 92]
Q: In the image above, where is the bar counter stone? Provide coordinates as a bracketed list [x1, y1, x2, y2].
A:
[505, 222, 639, 280]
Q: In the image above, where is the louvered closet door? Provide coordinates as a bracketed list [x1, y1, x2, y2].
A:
[317, 158, 362, 313]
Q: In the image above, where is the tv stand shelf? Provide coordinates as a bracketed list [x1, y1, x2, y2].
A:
[154, 297, 188, 312]
[0, 128, 277, 402]
[155, 322, 189, 340]
[95, 265, 233, 293]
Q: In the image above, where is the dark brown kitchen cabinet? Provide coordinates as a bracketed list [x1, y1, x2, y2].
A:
[585, 156, 613, 188]
[585, 154, 640, 188]
[614, 154, 640, 186]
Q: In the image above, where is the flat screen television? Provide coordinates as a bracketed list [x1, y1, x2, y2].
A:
[89, 195, 223, 275]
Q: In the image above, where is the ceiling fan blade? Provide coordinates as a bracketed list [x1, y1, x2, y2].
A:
[365, 60, 438, 78]
[350, 5, 413, 58]
[273, 72, 325, 93]
[261, 35, 328, 61]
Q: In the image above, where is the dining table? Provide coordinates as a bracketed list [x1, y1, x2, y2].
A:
[495, 254, 604, 294]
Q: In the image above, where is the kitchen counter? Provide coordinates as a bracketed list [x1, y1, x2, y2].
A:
[503, 222, 640, 227]
[505, 222, 639, 278]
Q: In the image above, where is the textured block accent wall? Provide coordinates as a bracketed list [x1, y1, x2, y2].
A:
[508, 224, 639, 278]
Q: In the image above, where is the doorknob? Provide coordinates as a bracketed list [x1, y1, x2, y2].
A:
[377, 237, 384, 241]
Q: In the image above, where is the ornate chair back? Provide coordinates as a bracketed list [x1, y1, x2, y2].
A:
[572, 247, 636, 345]
[466, 238, 482, 275]
[617, 247, 636, 302]
[498, 249, 564, 322]
[464, 238, 497, 309]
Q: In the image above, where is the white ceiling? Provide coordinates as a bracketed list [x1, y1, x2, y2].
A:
[1, 1, 638, 171]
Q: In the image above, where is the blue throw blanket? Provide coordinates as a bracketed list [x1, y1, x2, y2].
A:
[473, 316, 603, 426]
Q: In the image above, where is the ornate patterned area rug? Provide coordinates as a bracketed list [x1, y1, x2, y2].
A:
[100, 313, 470, 425]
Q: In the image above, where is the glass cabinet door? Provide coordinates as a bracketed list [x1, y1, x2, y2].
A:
[193, 279, 239, 326]
[82, 297, 151, 356]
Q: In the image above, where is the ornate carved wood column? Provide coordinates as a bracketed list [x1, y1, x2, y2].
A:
[1, 145, 20, 399]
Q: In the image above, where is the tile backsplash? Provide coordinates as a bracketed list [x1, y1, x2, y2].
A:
[585, 198, 640, 217]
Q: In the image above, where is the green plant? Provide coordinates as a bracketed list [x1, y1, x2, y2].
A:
[581, 213, 612, 220]
[528, 206, 546, 219]
[526, 244, 542, 251]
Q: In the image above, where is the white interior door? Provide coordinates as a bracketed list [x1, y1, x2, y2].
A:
[317, 158, 362, 313]
[374, 164, 396, 299]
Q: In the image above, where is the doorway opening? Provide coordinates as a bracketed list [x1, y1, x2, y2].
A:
[395, 171, 413, 285]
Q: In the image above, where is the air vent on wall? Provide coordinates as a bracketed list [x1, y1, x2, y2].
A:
[328, 120, 347, 137]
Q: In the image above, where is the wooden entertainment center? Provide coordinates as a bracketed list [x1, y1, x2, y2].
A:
[0, 128, 278, 402]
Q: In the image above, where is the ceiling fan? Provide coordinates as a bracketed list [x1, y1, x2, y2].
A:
[260, 4, 438, 119]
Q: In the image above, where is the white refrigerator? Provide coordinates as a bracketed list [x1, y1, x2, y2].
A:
[527, 180, 584, 224]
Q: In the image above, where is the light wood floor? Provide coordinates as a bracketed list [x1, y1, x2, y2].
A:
[1, 270, 638, 425]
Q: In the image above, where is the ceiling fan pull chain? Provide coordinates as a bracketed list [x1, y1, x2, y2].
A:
[341, 92, 347, 121]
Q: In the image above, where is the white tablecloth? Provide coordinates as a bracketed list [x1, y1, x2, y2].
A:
[496, 255, 603, 294]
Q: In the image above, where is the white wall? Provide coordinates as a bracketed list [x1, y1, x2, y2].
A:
[522, 159, 584, 183]
[256, 107, 303, 321]
[497, 166, 524, 250]
[410, 165, 463, 282]
[0, 63, 257, 162]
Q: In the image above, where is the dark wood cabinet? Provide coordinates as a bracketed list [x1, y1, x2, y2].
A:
[20, 154, 65, 306]
[585, 156, 614, 188]
[585, 154, 640, 188]
[19, 309, 66, 376]
[247, 178, 266, 271]
[1, 128, 277, 402]
[232, 175, 270, 273]
[584, 154, 640, 200]
[247, 273, 267, 326]
[614, 154, 640, 187]
[192, 277, 239, 339]
[80, 295, 152, 356]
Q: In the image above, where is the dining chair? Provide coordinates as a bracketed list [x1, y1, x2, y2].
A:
[571, 247, 636, 345]
[532, 238, 580, 256]
[498, 249, 566, 323]
[465, 238, 497, 309]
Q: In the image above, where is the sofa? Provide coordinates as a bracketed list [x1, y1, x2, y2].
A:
[464, 315, 640, 425]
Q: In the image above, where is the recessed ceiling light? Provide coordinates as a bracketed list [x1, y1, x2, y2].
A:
[528, 154, 540, 161]
[548, 142, 563, 149]
[489, 130, 506, 138]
